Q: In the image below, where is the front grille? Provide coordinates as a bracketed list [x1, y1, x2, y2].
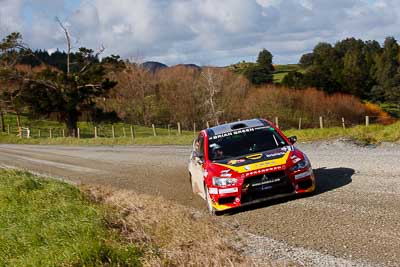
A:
[241, 170, 294, 204]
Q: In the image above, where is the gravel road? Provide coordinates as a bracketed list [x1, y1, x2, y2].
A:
[1, 141, 399, 266]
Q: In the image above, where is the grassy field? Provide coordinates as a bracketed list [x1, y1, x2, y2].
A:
[0, 169, 142, 266]
[273, 64, 304, 83]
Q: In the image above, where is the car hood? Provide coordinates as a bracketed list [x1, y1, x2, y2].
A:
[211, 146, 295, 175]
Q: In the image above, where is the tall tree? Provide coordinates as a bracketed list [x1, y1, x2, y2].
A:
[13, 20, 118, 136]
[244, 49, 274, 85]
[0, 32, 30, 130]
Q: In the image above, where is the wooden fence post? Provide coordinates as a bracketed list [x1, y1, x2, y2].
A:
[152, 124, 157, 136]
[62, 128, 65, 138]
[177, 122, 181, 136]
[319, 116, 323, 129]
[18, 127, 22, 138]
[274, 117, 279, 128]
[365, 116, 369, 127]
[112, 125, 115, 139]
[168, 124, 171, 136]
[298, 118, 302, 130]
[49, 128, 52, 139]
[26, 128, 30, 139]
[38, 129, 41, 138]
[123, 127, 126, 138]
[130, 126, 134, 140]
[206, 121, 210, 128]
[94, 127, 98, 138]
[77, 128, 80, 139]
[342, 117, 346, 129]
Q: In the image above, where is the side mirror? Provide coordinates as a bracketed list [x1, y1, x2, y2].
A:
[193, 151, 204, 164]
[197, 156, 204, 165]
[288, 136, 297, 144]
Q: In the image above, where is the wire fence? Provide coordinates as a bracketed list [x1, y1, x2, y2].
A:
[0, 113, 391, 140]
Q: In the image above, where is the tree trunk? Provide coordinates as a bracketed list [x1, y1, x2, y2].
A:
[66, 112, 78, 137]
[0, 111, 5, 132]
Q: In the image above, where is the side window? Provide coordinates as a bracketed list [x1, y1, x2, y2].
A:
[194, 134, 205, 157]
[198, 136, 204, 157]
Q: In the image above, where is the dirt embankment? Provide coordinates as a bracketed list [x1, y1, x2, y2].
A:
[1, 142, 399, 266]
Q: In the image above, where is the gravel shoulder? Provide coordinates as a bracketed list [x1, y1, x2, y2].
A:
[1, 141, 399, 266]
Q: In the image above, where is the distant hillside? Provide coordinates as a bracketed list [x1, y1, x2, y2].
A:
[174, 64, 201, 70]
[141, 61, 168, 72]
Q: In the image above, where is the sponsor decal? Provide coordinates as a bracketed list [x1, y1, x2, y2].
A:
[220, 169, 232, 177]
[203, 171, 208, 177]
[219, 187, 238, 194]
[266, 152, 286, 158]
[209, 187, 218, 194]
[209, 127, 256, 140]
[245, 165, 284, 177]
[290, 155, 301, 163]
[244, 165, 251, 171]
[252, 176, 281, 187]
[227, 159, 246, 165]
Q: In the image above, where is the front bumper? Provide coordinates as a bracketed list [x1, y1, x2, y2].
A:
[208, 168, 316, 212]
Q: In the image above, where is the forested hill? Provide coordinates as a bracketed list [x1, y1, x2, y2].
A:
[280, 37, 400, 116]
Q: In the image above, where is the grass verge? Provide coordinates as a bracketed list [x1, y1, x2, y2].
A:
[284, 121, 400, 144]
[0, 169, 142, 266]
[0, 169, 255, 266]
[84, 186, 252, 266]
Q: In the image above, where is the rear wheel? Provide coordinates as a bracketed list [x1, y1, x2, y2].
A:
[205, 186, 216, 215]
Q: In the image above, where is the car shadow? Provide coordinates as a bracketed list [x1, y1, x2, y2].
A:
[223, 167, 354, 216]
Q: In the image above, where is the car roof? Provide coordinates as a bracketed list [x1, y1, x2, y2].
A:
[206, 118, 270, 137]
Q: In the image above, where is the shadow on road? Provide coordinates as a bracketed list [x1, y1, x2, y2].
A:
[313, 167, 354, 195]
[224, 167, 354, 215]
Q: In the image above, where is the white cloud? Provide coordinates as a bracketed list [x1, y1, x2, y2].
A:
[0, 0, 23, 36]
[4, 0, 400, 65]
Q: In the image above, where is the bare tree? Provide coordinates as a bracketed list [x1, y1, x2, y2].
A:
[55, 17, 71, 77]
[201, 68, 223, 125]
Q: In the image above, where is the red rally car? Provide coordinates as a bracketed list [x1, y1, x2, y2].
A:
[188, 118, 315, 214]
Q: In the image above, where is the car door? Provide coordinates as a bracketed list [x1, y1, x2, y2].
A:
[189, 134, 206, 199]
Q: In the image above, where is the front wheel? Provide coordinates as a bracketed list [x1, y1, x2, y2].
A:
[205, 186, 216, 215]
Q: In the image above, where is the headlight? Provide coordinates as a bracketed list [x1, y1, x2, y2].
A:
[212, 177, 237, 186]
[290, 157, 310, 172]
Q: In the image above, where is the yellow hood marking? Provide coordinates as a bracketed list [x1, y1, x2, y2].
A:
[215, 152, 290, 174]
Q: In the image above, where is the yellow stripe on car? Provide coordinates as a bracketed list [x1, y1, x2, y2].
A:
[215, 152, 290, 174]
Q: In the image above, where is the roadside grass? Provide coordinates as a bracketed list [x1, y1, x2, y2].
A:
[0, 169, 142, 267]
[284, 121, 400, 144]
[0, 169, 256, 266]
[85, 187, 253, 266]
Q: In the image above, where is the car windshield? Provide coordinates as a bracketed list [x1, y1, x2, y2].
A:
[208, 127, 288, 161]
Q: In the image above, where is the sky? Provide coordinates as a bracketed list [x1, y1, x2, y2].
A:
[0, 0, 400, 66]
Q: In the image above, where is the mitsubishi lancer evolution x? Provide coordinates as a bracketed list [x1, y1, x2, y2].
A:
[188, 118, 315, 214]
